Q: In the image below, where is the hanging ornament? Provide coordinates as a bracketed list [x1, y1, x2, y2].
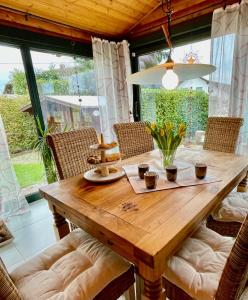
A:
[74, 58, 84, 126]
[183, 46, 200, 64]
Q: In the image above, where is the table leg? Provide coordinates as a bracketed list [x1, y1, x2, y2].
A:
[237, 171, 248, 192]
[49, 204, 70, 239]
[142, 278, 164, 300]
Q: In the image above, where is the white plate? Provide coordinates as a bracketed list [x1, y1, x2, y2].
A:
[84, 167, 125, 183]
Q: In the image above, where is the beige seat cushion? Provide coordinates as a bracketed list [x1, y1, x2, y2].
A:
[212, 191, 248, 223]
[10, 229, 131, 300]
[163, 225, 234, 300]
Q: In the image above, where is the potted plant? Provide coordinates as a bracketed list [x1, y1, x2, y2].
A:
[146, 121, 186, 168]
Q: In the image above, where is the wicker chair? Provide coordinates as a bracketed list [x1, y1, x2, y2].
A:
[113, 121, 154, 159]
[203, 117, 247, 237]
[47, 127, 99, 180]
[163, 214, 248, 300]
[203, 116, 243, 153]
[1, 229, 135, 300]
[47, 127, 99, 231]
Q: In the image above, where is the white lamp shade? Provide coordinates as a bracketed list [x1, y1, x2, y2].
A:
[126, 63, 216, 85]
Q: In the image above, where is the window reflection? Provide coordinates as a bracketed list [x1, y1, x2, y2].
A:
[30, 51, 100, 132]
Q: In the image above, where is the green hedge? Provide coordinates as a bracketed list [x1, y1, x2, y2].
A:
[141, 88, 208, 136]
[0, 96, 37, 154]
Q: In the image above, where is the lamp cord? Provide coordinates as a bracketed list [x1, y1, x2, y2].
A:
[162, 0, 173, 55]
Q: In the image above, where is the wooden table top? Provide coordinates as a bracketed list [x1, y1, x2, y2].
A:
[40, 148, 248, 271]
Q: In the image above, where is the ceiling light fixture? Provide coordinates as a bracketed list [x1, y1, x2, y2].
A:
[161, 0, 179, 89]
[127, 0, 216, 89]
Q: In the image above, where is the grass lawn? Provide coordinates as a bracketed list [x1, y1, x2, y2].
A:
[13, 163, 46, 188]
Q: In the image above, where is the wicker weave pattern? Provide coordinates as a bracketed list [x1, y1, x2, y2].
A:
[205, 117, 244, 237]
[206, 215, 241, 237]
[0, 258, 22, 300]
[203, 117, 243, 153]
[216, 214, 248, 300]
[47, 128, 98, 180]
[114, 121, 154, 159]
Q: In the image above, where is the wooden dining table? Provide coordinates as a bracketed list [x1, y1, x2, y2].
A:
[40, 147, 248, 300]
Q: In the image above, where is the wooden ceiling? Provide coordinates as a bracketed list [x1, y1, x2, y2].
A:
[0, 0, 237, 43]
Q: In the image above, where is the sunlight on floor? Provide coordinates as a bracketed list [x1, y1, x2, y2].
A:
[0, 199, 56, 271]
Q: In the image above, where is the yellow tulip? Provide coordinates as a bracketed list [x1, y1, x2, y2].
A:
[165, 122, 173, 133]
[151, 122, 156, 130]
[160, 129, 165, 136]
[178, 123, 186, 138]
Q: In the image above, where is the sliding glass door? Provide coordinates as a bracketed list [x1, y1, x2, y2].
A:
[0, 44, 46, 198]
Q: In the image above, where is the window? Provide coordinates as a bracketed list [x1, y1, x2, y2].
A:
[30, 51, 100, 133]
[0, 44, 46, 193]
[138, 39, 211, 141]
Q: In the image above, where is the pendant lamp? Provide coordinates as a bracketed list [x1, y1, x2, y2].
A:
[127, 0, 216, 89]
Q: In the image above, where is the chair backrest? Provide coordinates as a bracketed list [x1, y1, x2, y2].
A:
[203, 117, 243, 153]
[47, 127, 99, 180]
[113, 121, 154, 159]
[216, 214, 248, 300]
[0, 258, 22, 300]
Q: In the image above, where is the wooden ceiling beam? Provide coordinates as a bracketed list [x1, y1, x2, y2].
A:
[0, 6, 111, 43]
[126, 1, 162, 34]
[128, 0, 237, 39]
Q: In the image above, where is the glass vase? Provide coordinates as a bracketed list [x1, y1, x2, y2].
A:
[159, 148, 177, 169]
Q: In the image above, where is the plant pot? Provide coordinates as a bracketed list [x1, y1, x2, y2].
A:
[159, 148, 177, 169]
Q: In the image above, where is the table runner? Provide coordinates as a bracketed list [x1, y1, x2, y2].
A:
[123, 160, 221, 194]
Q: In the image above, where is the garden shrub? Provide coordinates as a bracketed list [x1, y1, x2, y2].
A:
[141, 88, 208, 137]
[0, 96, 37, 154]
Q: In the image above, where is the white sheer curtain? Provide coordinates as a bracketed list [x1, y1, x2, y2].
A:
[92, 38, 133, 141]
[209, 0, 248, 154]
[0, 116, 29, 218]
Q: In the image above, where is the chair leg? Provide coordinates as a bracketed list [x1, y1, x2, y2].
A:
[123, 284, 135, 300]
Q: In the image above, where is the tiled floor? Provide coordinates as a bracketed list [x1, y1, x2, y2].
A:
[0, 199, 56, 272]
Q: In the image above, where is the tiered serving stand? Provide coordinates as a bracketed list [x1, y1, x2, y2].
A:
[83, 135, 125, 183]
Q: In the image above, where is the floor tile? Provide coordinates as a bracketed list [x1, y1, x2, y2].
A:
[8, 260, 26, 273]
[0, 243, 24, 268]
[6, 199, 52, 233]
[13, 216, 56, 260]
[1, 200, 56, 271]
